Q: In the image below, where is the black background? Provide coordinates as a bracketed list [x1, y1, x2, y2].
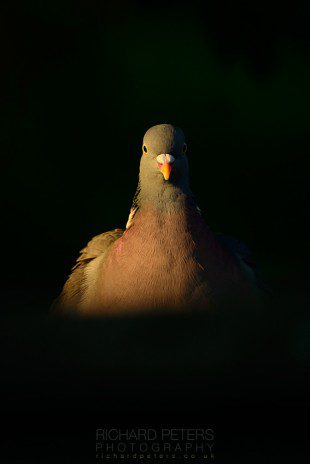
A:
[0, 0, 309, 462]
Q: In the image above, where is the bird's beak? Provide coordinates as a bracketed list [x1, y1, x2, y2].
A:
[160, 162, 172, 181]
[156, 154, 175, 181]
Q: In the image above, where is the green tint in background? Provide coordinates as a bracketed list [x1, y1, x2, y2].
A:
[0, 2, 310, 461]
[1, 0, 309, 309]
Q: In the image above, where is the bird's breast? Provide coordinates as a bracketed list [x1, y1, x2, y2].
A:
[93, 209, 220, 312]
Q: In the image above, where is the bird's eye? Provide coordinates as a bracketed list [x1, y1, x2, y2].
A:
[143, 145, 148, 153]
[183, 143, 187, 153]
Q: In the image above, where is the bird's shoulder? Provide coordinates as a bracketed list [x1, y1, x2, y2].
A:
[216, 233, 271, 295]
[51, 229, 124, 314]
[216, 233, 254, 268]
[73, 228, 124, 270]
[216, 232, 257, 283]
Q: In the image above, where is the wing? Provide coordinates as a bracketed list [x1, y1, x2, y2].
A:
[217, 233, 271, 294]
[51, 228, 124, 314]
[217, 234, 255, 268]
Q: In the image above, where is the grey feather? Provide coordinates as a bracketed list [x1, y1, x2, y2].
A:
[52, 229, 123, 314]
[217, 233, 271, 295]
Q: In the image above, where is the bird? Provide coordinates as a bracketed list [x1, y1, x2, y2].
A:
[53, 124, 260, 316]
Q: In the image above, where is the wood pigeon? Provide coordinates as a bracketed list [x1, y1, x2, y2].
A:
[53, 124, 260, 316]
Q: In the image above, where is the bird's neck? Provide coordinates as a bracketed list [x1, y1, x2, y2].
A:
[133, 178, 195, 213]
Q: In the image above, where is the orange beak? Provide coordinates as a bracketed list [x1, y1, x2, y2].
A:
[160, 162, 173, 181]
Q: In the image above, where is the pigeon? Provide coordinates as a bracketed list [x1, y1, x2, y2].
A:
[53, 124, 260, 316]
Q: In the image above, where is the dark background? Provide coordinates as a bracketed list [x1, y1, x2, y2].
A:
[0, 0, 309, 462]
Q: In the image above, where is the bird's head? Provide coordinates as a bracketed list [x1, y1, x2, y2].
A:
[139, 124, 189, 187]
